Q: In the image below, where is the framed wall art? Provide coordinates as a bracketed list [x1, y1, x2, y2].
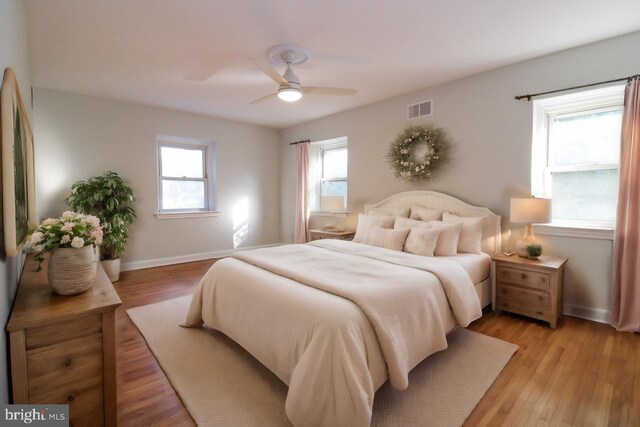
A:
[1, 68, 36, 257]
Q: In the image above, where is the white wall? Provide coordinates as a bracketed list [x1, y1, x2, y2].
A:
[33, 89, 281, 268]
[0, 0, 31, 404]
[280, 31, 640, 322]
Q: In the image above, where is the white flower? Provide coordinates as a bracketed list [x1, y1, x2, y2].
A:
[42, 218, 57, 226]
[33, 244, 44, 253]
[415, 167, 420, 172]
[85, 215, 101, 228]
[30, 232, 44, 244]
[71, 237, 84, 248]
[62, 211, 76, 219]
[60, 235, 71, 245]
[61, 222, 74, 233]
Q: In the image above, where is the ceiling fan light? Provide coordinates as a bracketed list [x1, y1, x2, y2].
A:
[278, 87, 302, 102]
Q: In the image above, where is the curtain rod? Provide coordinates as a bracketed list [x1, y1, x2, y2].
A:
[515, 74, 639, 101]
[289, 139, 311, 146]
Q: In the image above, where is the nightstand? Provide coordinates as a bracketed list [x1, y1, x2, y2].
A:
[309, 229, 355, 241]
[492, 254, 567, 329]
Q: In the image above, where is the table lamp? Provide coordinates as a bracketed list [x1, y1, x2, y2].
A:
[320, 196, 346, 231]
[510, 197, 551, 257]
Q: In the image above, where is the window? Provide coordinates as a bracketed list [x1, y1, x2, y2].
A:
[532, 86, 624, 230]
[309, 137, 348, 212]
[320, 146, 348, 207]
[157, 136, 217, 214]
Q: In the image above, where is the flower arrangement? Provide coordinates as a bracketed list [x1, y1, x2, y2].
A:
[387, 125, 450, 182]
[25, 211, 103, 269]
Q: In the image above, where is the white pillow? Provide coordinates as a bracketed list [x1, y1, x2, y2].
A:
[404, 228, 440, 257]
[394, 216, 432, 230]
[352, 214, 395, 243]
[442, 212, 484, 254]
[426, 221, 463, 256]
[410, 205, 443, 221]
[369, 207, 410, 218]
[363, 227, 410, 251]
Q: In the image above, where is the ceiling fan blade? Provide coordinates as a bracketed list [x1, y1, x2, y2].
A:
[250, 58, 288, 86]
[249, 92, 279, 105]
[302, 86, 357, 96]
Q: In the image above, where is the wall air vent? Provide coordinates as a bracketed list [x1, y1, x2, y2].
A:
[407, 99, 433, 120]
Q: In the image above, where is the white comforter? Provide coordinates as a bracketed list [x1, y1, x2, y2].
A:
[184, 240, 482, 427]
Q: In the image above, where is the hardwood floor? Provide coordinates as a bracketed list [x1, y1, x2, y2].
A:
[115, 261, 640, 426]
[115, 260, 214, 426]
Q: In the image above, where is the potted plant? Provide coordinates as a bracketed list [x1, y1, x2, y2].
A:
[25, 211, 103, 295]
[526, 243, 543, 260]
[65, 171, 136, 282]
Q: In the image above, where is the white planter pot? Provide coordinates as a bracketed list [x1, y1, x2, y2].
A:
[101, 258, 121, 282]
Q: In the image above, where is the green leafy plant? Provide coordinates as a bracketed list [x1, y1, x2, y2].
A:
[65, 171, 136, 260]
[526, 243, 543, 259]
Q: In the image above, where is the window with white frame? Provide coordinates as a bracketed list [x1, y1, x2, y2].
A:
[531, 86, 624, 229]
[309, 137, 348, 212]
[321, 145, 348, 205]
[157, 137, 217, 213]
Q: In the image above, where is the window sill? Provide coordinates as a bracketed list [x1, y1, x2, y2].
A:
[534, 224, 613, 240]
[155, 211, 221, 220]
[310, 211, 350, 218]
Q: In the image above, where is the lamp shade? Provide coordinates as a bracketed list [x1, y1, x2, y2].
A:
[321, 196, 345, 212]
[510, 198, 551, 224]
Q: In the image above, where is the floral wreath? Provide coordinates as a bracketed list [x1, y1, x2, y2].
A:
[386, 125, 450, 182]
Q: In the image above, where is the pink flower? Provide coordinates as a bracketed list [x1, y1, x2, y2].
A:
[61, 222, 75, 233]
[60, 235, 71, 245]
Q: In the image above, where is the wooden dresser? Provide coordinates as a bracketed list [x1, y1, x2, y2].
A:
[492, 254, 567, 329]
[7, 255, 121, 427]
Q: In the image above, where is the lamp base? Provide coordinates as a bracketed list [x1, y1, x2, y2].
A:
[515, 224, 540, 257]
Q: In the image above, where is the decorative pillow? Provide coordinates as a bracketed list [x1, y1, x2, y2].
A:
[368, 207, 411, 218]
[363, 227, 411, 252]
[394, 216, 432, 230]
[403, 228, 441, 257]
[410, 205, 443, 221]
[426, 221, 463, 256]
[442, 212, 484, 254]
[352, 214, 395, 243]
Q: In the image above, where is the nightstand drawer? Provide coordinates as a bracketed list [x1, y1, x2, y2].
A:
[497, 283, 549, 308]
[496, 298, 551, 320]
[497, 266, 550, 291]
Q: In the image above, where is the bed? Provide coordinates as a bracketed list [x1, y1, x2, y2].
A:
[184, 191, 501, 427]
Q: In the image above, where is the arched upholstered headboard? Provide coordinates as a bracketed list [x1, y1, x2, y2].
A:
[364, 191, 502, 255]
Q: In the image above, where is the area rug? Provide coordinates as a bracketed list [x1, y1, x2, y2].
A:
[127, 296, 518, 427]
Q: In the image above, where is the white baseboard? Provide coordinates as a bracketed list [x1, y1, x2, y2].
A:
[121, 243, 283, 272]
[563, 303, 610, 324]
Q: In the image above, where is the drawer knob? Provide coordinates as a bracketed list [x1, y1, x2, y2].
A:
[520, 273, 527, 279]
[64, 358, 72, 367]
[536, 311, 543, 315]
[67, 394, 75, 402]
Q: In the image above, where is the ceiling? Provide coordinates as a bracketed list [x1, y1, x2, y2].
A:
[25, 0, 640, 129]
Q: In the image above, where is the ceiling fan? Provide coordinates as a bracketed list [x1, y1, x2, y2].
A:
[250, 44, 357, 104]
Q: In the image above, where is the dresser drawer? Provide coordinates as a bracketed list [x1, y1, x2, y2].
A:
[496, 298, 551, 321]
[26, 314, 102, 350]
[497, 266, 550, 291]
[497, 283, 549, 308]
[27, 333, 104, 402]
